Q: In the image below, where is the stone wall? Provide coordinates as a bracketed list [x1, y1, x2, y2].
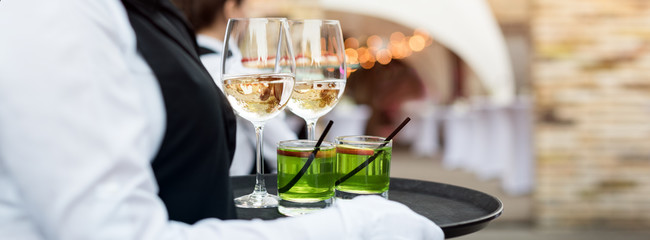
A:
[532, 0, 650, 229]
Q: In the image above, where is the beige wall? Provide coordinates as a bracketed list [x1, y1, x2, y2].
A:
[530, 0, 650, 228]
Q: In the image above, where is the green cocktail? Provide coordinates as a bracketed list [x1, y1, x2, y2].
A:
[277, 140, 336, 216]
[335, 136, 392, 199]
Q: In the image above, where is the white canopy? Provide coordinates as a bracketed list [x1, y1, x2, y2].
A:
[319, 0, 514, 104]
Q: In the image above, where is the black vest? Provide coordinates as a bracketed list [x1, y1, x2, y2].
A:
[121, 0, 237, 223]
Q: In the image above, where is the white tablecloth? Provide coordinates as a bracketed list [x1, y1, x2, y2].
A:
[502, 97, 534, 195]
[442, 97, 534, 195]
[442, 103, 472, 170]
[321, 103, 371, 143]
[400, 100, 440, 157]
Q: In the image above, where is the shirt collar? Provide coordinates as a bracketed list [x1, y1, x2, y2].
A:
[196, 35, 224, 52]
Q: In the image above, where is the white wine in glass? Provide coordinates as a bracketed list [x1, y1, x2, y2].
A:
[223, 73, 294, 122]
[221, 18, 295, 208]
[289, 79, 345, 121]
[287, 20, 346, 140]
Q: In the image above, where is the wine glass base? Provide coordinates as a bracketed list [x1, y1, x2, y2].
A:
[234, 191, 280, 208]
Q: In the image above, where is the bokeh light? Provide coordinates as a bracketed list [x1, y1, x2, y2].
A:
[414, 28, 433, 46]
[357, 47, 372, 63]
[367, 35, 383, 50]
[390, 32, 406, 45]
[376, 49, 392, 65]
[345, 48, 359, 64]
[408, 35, 426, 52]
[360, 58, 375, 69]
[390, 43, 412, 59]
[345, 29, 431, 70]
[344, 37, 359, 49]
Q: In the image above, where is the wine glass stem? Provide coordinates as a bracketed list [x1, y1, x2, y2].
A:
[306, 118, 318, 140]
[253, 122, 267, 194]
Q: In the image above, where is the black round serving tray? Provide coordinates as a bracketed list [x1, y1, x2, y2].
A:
[232, 174, 502, 239]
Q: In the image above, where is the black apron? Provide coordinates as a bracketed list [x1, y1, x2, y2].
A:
[121, 0, 238, 223]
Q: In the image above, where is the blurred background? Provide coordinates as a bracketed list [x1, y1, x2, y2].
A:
[244, 0, 650, 238]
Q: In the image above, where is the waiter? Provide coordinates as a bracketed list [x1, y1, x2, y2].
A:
[172, 0, 299, 176]
[121, 0, 238, 222]
[0, 0, 444, 239]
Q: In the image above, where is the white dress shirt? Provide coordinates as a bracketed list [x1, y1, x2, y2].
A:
[197, 35, 298, 176]
[0, 1, 443, 239]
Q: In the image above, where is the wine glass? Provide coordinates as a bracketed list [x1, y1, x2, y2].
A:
[221, 18, 295, 208]
[287, 20, 346, 140]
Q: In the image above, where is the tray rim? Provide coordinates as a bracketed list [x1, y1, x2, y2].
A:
[389, 177, 504, 229]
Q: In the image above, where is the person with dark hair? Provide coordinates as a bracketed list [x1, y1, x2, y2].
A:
[173, 0, 245, 33]
[173, 0, 298, 175]
[0, 0, 444, 239]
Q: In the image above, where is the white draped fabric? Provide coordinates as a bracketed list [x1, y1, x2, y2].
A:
[442, 104, 472, 170]
[481, 102, 514, 180]
[503, 97, 534, 195]
[318, 0, 514, 104]
[410, 109, 440, 158]
[400, 100, 440, 157]
[443, 98, 534, 195]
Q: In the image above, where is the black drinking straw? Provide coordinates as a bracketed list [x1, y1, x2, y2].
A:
[335, 117, 411, 186]
[278, 120, 334, 193]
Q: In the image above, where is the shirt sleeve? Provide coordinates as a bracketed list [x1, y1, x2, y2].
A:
[0, 0, 169, 238]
